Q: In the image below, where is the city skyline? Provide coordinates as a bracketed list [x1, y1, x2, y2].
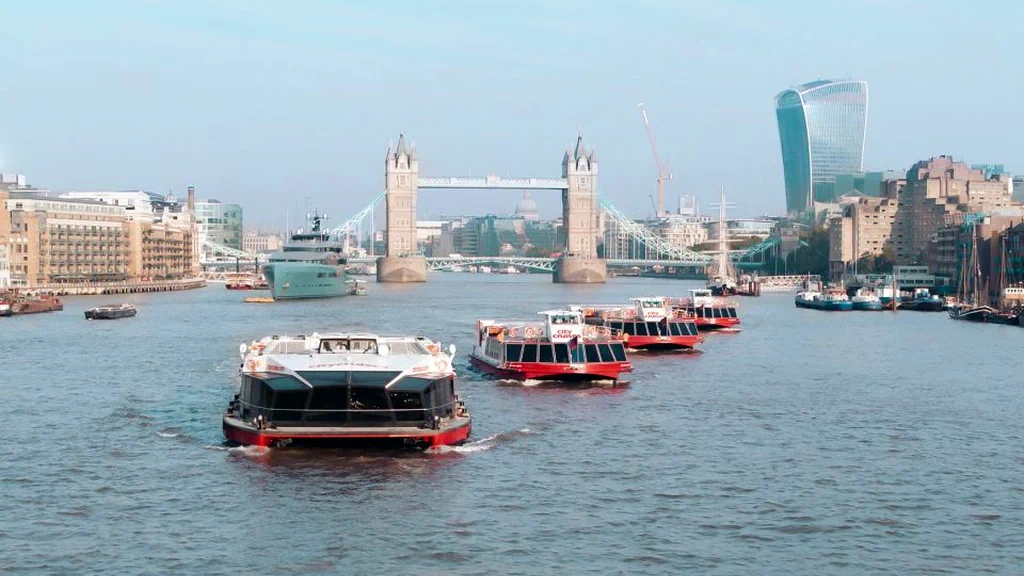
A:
[1, 1, 1021, 227]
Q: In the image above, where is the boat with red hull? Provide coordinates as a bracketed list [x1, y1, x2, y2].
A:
[667, 289, 741, 332]
[225, 272, 269, 290]
[573, 297, 704, 351]
[469, 310, 632, 384]
[223, 332, 471, 449]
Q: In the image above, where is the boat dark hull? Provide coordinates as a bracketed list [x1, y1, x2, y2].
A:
[985, 312, 1020, 325]
[85, 309, 137, 320]
[223, 416, 472, 449]
[625, 334, 704, 350]
[795, 299, 853, 311]
[948, 306, 994, 322]
[900, 299, 945, 312]
[469, 354, 627, 382]
[709, 286, 737, 297]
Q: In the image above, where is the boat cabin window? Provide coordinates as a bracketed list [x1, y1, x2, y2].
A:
[610, 342, 627, 362]
[727, 307, 737, 318]
[549, 313, 580, 325]
[349, 387, 392, 423]
[521, 344, 538, 362]
[538, 344, 554, 363]
[640, 299, 661, 308]
[610, 320, 623, 332]
[319, 339, 348, 353]
[668, 322, 681, 336]
[505, 343, 523, 362]
[348, 339, 378, 354]
[622, 321, 635, 335]
[584, 344, 600, 363]
[635, 322, 648, 336]
[597, 343, 614, 362]
[554, 343, 570, 364]
[646, 321, 662, 336]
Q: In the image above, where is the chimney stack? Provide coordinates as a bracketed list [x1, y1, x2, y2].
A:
[187, 186, 195, 211]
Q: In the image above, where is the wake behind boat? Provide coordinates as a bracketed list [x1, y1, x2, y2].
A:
[223, 332, 471, 449]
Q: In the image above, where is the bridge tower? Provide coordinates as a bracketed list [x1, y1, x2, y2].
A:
[554, 134, 607, 283]
[377, 133, 427, 282]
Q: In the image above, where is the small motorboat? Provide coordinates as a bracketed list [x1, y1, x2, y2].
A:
[347, 280, 368, 296]
[85, 303, 137, 320]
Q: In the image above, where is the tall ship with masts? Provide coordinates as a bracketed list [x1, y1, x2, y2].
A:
[707, 186, 738, 296]
[262, 211, 350, 300]
[948, 221, 996, 322]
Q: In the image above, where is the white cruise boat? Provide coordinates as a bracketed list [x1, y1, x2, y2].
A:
[223, 332, 471, 449]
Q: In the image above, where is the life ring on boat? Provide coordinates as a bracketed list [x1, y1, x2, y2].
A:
[427, 342, 440, 354]
[508, 327, 519, 338]
[597, 326, 610, 337]
[525, 327, 537, 339]
[583, 325, 597, 338]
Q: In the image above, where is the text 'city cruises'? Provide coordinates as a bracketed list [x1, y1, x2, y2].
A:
[470, 310, 632, 384]
[224, 332, 471, 448]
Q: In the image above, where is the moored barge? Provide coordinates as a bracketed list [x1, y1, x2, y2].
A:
[574, 297, 704, 351]
[85, 303, 137, 320]
[223, 332, 471, 448]
[470, 310, 631, 383]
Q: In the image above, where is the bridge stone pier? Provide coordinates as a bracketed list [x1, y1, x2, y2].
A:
[376, 132, 606, 284]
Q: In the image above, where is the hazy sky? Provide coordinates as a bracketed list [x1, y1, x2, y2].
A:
[2, 0, 1021, 228]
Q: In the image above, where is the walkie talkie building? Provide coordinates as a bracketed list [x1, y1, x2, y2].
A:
[775, 79, 868, 214]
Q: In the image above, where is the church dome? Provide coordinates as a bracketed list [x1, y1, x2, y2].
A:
[514, 192, 540, 221]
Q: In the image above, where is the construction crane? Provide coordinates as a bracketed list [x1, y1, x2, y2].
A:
[638, 102, 671, 218]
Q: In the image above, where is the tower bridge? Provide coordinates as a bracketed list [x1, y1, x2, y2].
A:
[378, 132, 606, 283]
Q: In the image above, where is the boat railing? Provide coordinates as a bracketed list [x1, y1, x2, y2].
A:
[482, 321, 624, 341]
[665, 296, 738, 308]
[232, 396, 464, 426]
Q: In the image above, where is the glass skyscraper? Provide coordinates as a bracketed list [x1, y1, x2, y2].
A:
[775, 79, 868, 214]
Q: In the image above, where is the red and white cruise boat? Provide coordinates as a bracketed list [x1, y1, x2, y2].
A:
[469, 310, 632, 383]
[223, 332, 471, 449]
[573, 297, 704, 351]
[667, 289, 741, 332]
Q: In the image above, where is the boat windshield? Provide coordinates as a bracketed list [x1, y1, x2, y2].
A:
[319, 338, 378, 354]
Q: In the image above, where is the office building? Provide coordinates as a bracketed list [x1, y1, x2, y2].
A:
[195, 199, 243, 249]
[775, 79, 869, 213]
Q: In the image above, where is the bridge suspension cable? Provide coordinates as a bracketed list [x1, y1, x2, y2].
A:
[599, 200, 711, 264]
[331, 191, 385, 238]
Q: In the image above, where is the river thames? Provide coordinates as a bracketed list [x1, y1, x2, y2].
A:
[2, 274, 1022, 574]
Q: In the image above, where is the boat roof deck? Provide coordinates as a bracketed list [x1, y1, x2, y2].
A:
[247, 333, 447, 373]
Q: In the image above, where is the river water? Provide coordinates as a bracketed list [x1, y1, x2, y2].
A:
[1, 274, 1022, 574]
